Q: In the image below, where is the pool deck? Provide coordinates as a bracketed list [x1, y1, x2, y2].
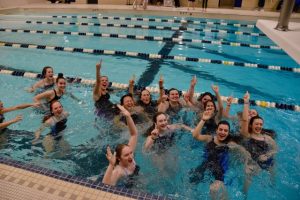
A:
[0, 163, 134, 200]
[0, 3, 300, 200]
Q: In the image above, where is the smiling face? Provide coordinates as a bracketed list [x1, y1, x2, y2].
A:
[205, 100, 216, 112]
[119, 145, 134, 167]
[250, 118, 263, 135]
[50, 101, 63, 116]
[56, 78, 66, 92]
[216, 124, 230, 142]
[140, 89, 151, 104]
[100, 76, 109, 90]
[122, 96, 134, 110]
[168, 89, 179, 102]
[155, 113, 168, 131]
[45, 68, 54, 79]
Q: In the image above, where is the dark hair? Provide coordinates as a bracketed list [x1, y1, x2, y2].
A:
[198, 92, 214, 102]
[217, 120, 232, 143]
[248, 116, 264, 133]
[115, 144, 129, 165]
[139, 89, 152, 101]
[167, 88, 182, 97]
[41, 66, 53, 78]
[144, 112, 166, 136]
[120, 93, 133, 105]
[43, 100, 62, 122]
[56, 73, 65, 83]
[203, 100, 217, 112]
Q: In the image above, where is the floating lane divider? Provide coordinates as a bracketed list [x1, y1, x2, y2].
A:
[51, 15, 256, 28]
[0, 41, 299, 73]
[0, 28, 281, 50]
[0, 66, 299, 112]
[25, 20, 265, 37]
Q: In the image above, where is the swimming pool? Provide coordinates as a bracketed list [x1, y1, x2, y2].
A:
[0, 9, 300, 200]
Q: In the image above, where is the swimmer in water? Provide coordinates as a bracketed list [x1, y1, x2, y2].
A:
[102, 105, 139, 186]
[190, 110, 257, 200]
[240, 92, 277, 194]
[27, 66, 55, 93]
[144, 112, 193, 151]
[32, 100, 70, 155]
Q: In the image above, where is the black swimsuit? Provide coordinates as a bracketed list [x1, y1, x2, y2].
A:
[94, 93, 116, 120]
[245, 138, 274, 169]
[49, 89, 62, 103]
[0, 114, 5, 123]
[190, 138, 229, 183]
[137, 100, 157, 118]
[152, 129, 175, 154]
[49, 118, 67, 140]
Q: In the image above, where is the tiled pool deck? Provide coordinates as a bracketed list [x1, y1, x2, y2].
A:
[0, 157, 169, 200]
[0, 3, 299, 200]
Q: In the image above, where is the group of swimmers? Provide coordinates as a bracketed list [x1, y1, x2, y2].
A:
[0, 60, 277, 199]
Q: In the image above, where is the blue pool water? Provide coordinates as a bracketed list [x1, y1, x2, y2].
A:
[0, 11, 300, 200]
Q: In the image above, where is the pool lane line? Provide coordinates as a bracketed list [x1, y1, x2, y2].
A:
[55, 15, 256, 28]
[0, 41, 298, 73]
[0, 66, 299, 112]
[25, 20, 266, 37]
[52, 15, 257, 28]
[3, 14, 256, 28]
[0, 28, 281, 50]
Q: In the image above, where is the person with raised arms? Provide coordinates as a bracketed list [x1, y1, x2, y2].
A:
[102, 104, 139, 186]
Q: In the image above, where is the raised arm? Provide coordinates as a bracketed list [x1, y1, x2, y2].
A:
[157, 75, 164, 104]
[212, 84, 223, 120]
[93, 61, 102, 101]
[117, 105, 138, 152]
[241, 92, 251, 138]
[223, 96, 236, 119]
[192, 110, 213, 142]
[102, 146, 121, 186]
[128, 76, 135, 96]
[188, 76, 197, 105]
[0, 115, 22, 130]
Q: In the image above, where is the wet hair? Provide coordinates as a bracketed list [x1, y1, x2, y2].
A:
[115, 144, 129, 165]
[56, 73, 65, 83]
[248, 115, 264, 133]
[120, 93, 133, 105]
[41, 66, 53, 78]
[217, 120, 232, 143]
[144, 112, 166, 136]
[203, 100, 217, 112]
[197, 92, 214, 102]
[167, 88, 182, 97]
[139, 89, 152, 101]
[43, 100, 62, 122]
[153, 112, 166, 123]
